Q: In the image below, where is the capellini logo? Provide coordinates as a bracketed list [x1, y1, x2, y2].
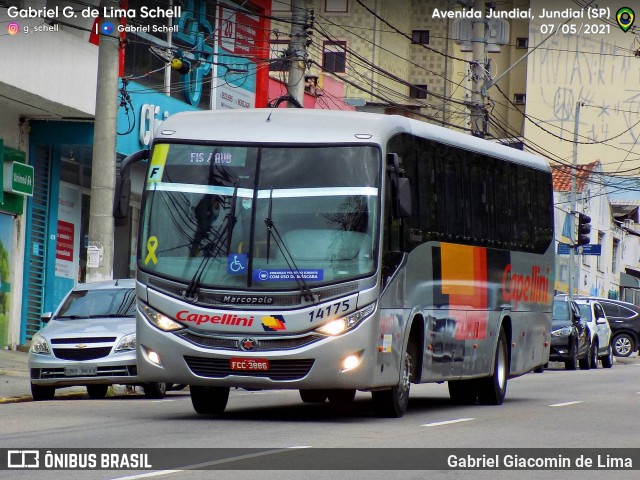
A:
[7, 22, 20, 35]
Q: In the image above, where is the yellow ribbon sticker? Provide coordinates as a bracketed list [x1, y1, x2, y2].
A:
[145, 236, 158, 265]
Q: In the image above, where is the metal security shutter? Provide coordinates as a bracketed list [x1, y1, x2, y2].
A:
[23, 146, 52, 340]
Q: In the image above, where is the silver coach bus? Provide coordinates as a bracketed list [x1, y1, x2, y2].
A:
[132, 109, 555, 417]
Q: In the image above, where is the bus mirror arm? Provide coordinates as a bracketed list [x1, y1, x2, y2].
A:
[113, 149, 150, 218]
[387, 153, 412, 218]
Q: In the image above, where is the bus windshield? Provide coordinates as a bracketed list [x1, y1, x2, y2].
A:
[139, 144, 381, 290]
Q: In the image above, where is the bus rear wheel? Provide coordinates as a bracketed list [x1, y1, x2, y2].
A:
[190, 386, 230, 414]
[477, 328, 508, 405]
[372, 351, 411, 418]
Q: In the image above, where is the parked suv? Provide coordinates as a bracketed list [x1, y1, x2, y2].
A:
[562, 296, 640, 357]
[590, 298, 640, 357]
[573, 299, 613, 368]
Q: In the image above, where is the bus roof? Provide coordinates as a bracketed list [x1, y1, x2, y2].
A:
[155, 109, 550, 172]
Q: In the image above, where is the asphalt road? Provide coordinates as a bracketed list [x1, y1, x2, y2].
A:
[1, 361, 639, 480]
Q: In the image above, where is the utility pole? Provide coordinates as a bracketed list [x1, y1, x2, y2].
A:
[470, 0, 487, 137]
[86, 0, 120, 282]
[287, 0, 309, 107]
[569, 101, 583, 299]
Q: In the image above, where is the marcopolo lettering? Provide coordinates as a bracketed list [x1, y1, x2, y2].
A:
[501, 264, 550, 309]
[177, 311, 254, 327]
[222, 295, 274, 304]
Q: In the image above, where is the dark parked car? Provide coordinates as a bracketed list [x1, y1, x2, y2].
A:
[591, 298, 640, 357]
[564, 296, 640, 357]
[550, 298, 590, 370]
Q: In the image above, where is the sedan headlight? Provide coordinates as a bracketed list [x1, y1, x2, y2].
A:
[115, 333, 136, 351]
[30, 333, 51, 354]
[140, 303, 184, 332]
[551, 326, 572, 337]
[316, 303, 376, 336]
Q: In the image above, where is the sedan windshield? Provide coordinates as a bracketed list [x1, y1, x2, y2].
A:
[56, 288, 136, 318]
[552, 301, 570, 321]
[139, 144, 380, 290]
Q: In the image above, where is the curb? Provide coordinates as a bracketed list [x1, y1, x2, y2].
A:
[0, 390, 88, 405]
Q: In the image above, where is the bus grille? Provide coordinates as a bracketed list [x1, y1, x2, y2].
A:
[177, 332, 323, 351]
[52, 347, 113, 361]
[184, 356, 314, 381]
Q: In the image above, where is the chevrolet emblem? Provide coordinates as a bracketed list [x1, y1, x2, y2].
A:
[76, 343, 88, 349]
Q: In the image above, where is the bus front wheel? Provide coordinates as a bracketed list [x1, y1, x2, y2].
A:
[477, 328, 508, 405]
[372, 351, 412, 418]
[190, 386, 230, 414]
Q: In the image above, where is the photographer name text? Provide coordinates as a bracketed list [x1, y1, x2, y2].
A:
[7, 5, 181, 19]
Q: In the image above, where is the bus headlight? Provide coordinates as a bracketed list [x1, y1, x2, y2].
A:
[316, 303, 376, 336]
[140, 304, 184, 332]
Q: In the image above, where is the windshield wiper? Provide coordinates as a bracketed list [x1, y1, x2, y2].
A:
[264, 193, 315, 303]
[183, 183, 239, 302]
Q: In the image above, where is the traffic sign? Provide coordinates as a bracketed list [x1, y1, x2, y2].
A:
[557, 243, 571, 255]
[581, 244, 602, 255]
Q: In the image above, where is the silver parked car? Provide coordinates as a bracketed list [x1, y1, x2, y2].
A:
[28, 279, 166, 401]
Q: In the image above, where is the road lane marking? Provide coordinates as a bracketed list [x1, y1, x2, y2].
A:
[421, 418, 475, 427]
[549, 401, 583, 407]
[110, 446, 311, 480]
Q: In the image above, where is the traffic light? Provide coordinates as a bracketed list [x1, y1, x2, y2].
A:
[576, 212, 591, 246]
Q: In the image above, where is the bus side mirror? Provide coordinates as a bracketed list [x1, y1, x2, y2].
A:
[114, 149, 150, 218]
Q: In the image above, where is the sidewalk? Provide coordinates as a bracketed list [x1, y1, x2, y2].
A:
[0, 348, 92, 404]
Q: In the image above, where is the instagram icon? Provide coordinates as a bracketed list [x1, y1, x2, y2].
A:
[7, 22, 20, 35]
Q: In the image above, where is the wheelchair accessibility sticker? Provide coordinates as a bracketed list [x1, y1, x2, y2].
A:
[227, 254, 248, 274]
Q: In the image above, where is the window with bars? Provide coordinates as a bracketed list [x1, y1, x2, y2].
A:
[325, 0, 348, 13]
[409, 84, 428, 100]
[323, 41, 347, 73]
[412, 30, 430, 45]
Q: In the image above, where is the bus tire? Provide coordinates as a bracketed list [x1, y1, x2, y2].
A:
[477, 328, 508, 405]
[372, 351, 411, 418]
[448, 380, 478, 404]
[299, 389, 328, 403]
[190, 386, 230, 414]
[327, 389, 356, 404]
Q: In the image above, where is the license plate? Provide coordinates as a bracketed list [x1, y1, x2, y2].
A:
[64, 365, 97, 376]
[229, 358, 270, 371]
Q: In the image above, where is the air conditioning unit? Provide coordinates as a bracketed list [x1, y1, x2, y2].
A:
[624, 219, 635, 228]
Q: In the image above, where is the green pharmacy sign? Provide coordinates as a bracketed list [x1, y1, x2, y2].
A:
[4, 161, 34, 196]
[0, 140, 29, 215]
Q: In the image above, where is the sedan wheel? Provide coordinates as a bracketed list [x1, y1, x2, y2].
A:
[31, 383, 55, 401]
[86, 384, 109, 399]
[601, 345, 614, 368]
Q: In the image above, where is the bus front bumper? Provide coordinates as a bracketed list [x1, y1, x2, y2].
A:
[136, 315, 400, 391]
